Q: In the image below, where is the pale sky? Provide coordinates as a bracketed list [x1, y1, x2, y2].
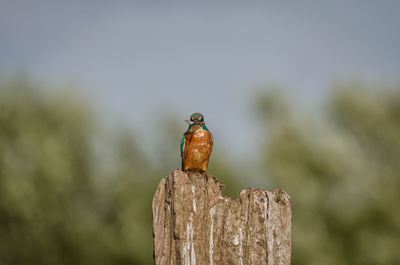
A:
[1, 0, 400, 156]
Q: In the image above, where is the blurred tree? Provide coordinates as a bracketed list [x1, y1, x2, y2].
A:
[0, 78, 105, 265]
[256, 85, 400, 265]
[0, 78, 153, 265]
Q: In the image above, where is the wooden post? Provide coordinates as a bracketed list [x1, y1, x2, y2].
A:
[152, 169, 291, 265]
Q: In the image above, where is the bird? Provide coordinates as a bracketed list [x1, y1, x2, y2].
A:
[181, 113, 213, 174]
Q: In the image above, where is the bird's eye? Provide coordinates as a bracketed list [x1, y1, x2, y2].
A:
[190, 116, 194, 121]
[199, 116, 203, 121]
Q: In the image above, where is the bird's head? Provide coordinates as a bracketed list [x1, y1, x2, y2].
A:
[185, 113, 205, 126]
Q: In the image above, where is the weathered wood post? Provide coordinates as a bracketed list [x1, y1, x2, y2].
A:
[152, 169, 291, 265]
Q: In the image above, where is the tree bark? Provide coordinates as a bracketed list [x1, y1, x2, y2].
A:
[152, 169, 291, 265]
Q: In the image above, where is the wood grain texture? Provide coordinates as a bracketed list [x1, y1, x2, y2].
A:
[152, 169, 291, 265]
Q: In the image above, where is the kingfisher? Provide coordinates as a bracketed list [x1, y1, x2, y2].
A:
[181, 113, 213, 174]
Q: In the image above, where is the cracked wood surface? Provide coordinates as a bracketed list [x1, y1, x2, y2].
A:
[152, 169, 291, 265]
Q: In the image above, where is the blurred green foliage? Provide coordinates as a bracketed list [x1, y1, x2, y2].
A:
[0, 78, 399, 265]
[256, 85, 400, 265]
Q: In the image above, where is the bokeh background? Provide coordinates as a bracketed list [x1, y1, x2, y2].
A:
[1, 1, 400, 265]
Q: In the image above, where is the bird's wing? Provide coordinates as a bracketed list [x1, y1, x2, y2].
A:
[180, 134, 186, 157]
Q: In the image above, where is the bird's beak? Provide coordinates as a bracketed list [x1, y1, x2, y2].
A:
[185, 120, 194, 125]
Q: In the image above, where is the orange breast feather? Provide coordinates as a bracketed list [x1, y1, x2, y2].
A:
[182, 128, 213, 172]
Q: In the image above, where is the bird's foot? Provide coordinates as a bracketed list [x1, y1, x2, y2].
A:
[183, 169, 196, 178]
[183, 169, 209, 180]
[201, 171, 210, 180]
